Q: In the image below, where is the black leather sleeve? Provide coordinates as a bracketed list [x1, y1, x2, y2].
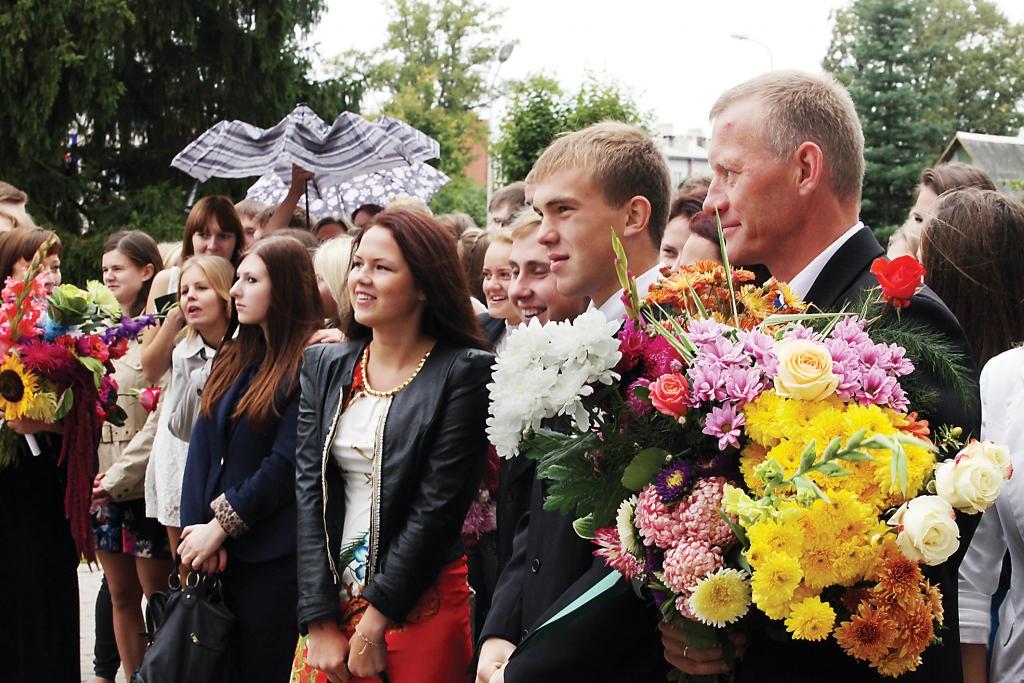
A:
[361, 349, 493, 622]
[294, 345, 342, 632]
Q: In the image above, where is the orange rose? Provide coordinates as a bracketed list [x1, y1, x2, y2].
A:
[650, 372, 690, 419]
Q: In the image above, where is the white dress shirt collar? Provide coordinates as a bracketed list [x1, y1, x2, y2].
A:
[591, 265, 663, 323]
[788, 222, 864, 299]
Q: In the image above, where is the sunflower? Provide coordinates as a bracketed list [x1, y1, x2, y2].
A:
[0, 354, 39, 421]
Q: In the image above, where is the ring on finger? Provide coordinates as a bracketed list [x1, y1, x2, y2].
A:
[683, 645, 689, 658]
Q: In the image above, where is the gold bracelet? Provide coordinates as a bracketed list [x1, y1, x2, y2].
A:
[355, 629, 383, 656]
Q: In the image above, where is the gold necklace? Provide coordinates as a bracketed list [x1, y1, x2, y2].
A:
[359, 346, 431, 398]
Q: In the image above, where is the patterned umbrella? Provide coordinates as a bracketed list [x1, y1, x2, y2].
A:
[171, 106, 440, 186]
[245, 162, 450, 219]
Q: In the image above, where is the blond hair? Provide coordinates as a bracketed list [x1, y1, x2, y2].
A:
[508, 208, 542, 242]
[710, 70, 864, 203]
[489, 227, 513, 246]
[313, 235, 354, 324]
[527, 122, 671, 244]
[387, 194, 433, 216]
[178, 255, 235, 340]
[0, 205, 35, 231]
[234, 198, 269, 220]
[0, 181, 27, 204]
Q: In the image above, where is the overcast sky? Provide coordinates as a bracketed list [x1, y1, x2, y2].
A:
[308, 0, 1024, 135]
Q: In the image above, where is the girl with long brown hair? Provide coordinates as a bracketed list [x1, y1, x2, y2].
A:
[177, 236, 320, 683]
[292, 209, 492, 683]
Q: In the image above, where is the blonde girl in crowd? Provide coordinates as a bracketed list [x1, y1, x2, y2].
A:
[143, 255, 235, 556]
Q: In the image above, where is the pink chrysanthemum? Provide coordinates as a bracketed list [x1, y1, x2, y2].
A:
[634, 485, 688, 549]
[675, 591, 698, 620]
[594, 527, 644, 581]
[661, 538, 723, 594]
[681, 477, 736, 548]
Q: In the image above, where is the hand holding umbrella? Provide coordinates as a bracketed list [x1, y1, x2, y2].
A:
[261, 164, 316, 236]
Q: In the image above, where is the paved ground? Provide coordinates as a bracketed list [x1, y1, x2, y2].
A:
[78, 564, 128, 683]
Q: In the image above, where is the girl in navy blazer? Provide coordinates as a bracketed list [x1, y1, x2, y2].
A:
[179, 235, 320, 683]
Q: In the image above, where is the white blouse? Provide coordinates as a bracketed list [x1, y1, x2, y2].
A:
[331, 392, 390, 595]
[959, 347, 1024, 682]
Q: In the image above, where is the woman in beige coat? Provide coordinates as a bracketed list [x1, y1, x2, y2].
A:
[90, 231, 169, 678]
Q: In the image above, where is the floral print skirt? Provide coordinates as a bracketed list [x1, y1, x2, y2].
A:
[91, 498, 170, 559]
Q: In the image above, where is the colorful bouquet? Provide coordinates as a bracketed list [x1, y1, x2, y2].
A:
[0, 240, 156, 559]
[486, 233, 1007, 678]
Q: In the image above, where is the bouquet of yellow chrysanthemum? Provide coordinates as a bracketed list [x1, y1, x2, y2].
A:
[500, 227, 1008, 679]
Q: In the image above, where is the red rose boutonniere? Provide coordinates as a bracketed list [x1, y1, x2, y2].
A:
[870, 255, 925, 309]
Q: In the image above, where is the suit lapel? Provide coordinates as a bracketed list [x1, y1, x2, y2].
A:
[803, 227, 884, 310]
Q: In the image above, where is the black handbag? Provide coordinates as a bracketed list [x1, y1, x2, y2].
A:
[131, 571, 235, 683]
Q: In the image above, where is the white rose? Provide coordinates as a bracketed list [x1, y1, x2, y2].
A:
[934, 456, 1005, 514]
[889, 495, 960, 566]
[963, 440, 1013, 480]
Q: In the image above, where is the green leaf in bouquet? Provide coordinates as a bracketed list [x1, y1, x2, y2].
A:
[572, 513, 596, 539]
[718, 508, 749, 547]
[838, 450, 874, 462]
[53, 388, 74, 420]
[894, 433, 937, 451]
[86, 280, 122, 320]
[822, 436, 842, 461]
[814, 461, 850, 477]
[890, 441, 909, 495]
[797, 440, 818, 474]
[713, 208, 740, 329]
[0, 427, 19, 469]
[610, 229, 642, 321]
[643, 307, 698, 364]
[622, 447, 669, 491]
[48, 284, 92, 325]
[792, 475, 830, 504]
[78, 356, 105, 389]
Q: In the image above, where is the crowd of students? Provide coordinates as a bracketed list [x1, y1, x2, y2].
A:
[2, 68, 1024, 683]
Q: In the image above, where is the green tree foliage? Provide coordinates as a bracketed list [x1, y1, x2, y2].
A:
[371, 0, 503, 178]
[492, 74, 650, 186]
[323, 0, 504, 225]
[0, 0, 362, 284]
[429, 175, 487, 226]
[824, 0, 1024, 232]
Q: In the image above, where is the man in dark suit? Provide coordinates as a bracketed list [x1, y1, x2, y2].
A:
[476, 122, 672, 683]
[662, 70, 980, 682]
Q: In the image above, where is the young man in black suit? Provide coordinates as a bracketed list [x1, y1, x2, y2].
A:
[663, 70, 980, 683]
[476, 122, 672, 683]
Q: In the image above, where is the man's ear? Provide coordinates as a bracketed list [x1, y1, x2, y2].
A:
[794, 141, 825, 196]
[621, 195, 653, 240]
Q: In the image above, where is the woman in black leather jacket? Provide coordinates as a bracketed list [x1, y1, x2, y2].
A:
[292, 209, 493, 683]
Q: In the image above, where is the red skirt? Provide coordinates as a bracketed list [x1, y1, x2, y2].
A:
[291, 557, 473, 683]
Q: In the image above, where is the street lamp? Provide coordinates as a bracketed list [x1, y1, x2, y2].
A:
[486, 41, 516, 209]
[730, 33, 774, 72]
